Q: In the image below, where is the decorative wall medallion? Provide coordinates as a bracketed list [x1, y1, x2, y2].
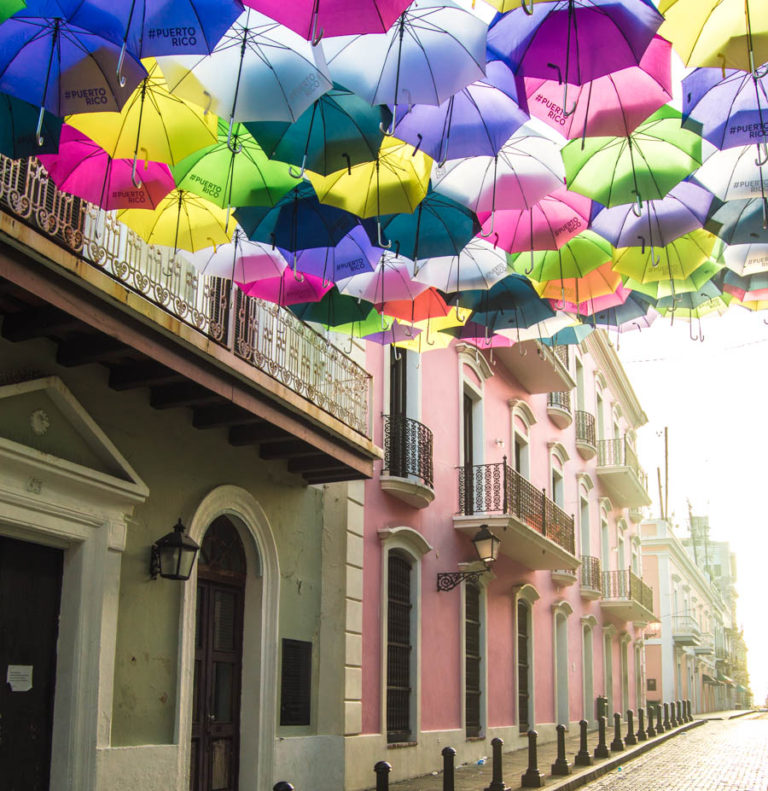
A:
[26, 478, 43, 494]
[30, 409, 50, 436]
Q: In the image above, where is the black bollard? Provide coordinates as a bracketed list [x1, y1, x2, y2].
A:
[670, 701, 677, 727]
[625, 710, 637, 746]
[610, 712, 625, 751]
[442, 747, 456, 791]
[594, 715, 610, 759]
[551, 724, 571, 775]
[676, 700, 683, 725]
[574, 719, 593, 766]
[687, 699, 692, 721]
[656, 703, 664, 734]
[486, 737, 511, 791]
[374, 761, 391, 791]
[636, 707, 647, 742]
[646, 706, 657, 738]
[520, 730, 542, 788]
[273, 784, 294, 791]
[662, 702, 670, 731]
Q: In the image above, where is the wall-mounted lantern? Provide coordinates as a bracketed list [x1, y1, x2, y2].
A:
[150, 518, 200, 581]
[436, 524, 501, 592]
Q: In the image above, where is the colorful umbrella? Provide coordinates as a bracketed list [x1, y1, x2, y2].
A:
[705, 197, 768, 244]
[722, 242, 768, 274]
[722, 269, 768, 301]
[117, 188, 233, 251]
[364, 321, 423, 345]
[0, 92, 62, 158]
[289, 287, 374, 327]
[393, 59, 529, 162]
[38, 125, 175, 209]
[378, 287, 453, 323]
[412, 238, 509, 292]
[623, 257, 723, 298]
[508, 229, 613, 281]
[237, 269, 334, 304]
[455, 273, 556, 329]
[181, 230, 288, 280]
[694, 145, 768, 201]
[337, 253, 428, 303]
[478, 187, 592, 252]
[590, 291, 657, 328]
[245, 84, 391, 177]
[533, 260, 625, 306]
[285, 226, 380, 283]
[523, 36, 673, 141]
[562, 106, 703, 209]
[0, 0, 25, 23]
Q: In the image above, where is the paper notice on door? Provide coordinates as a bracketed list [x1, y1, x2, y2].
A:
[6, 665, 33, 692]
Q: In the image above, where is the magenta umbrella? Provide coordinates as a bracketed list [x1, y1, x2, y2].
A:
[477, 187, 592, 252]
[237, 269, 334, 304]
[38, 125, 174, 210]
[242, 0, 410, 42]
[555, 282, 633, 316]
[523, 36, 672, 141]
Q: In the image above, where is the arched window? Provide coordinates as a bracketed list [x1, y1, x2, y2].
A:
[552, 601, 573, 726]
[509, 400, 536, 480]
[465, 580, 483, 737]
[513, 583, 540, 732]
[548, 442, 569, 509]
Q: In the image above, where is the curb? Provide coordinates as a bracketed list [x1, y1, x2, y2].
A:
[536, 720, 707, 791]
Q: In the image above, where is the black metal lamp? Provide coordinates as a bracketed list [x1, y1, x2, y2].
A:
[150, 518, 200, 581]
[437, 524, 501, 591]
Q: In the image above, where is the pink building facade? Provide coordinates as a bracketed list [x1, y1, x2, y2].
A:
[343, 332, 656, 788]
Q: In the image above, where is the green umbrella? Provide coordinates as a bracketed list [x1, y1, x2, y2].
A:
[325, 307, 393, 337]
[0, 0, 24, 23]
[562, 105, 703, 209]
[656, 281, 732, 339]
[623, 258, 723, 299]
[508, 230, 613, 282]
[171, 119, 299, 212]
[289, 288, 374, 328]
[612, 229, 722, 284]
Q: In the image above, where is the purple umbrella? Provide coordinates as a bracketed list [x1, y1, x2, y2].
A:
[487, 0, 663, 115]
[393, 59, 529, 162]
[590, 182, 715, 250]
[364, 321, 423, 344]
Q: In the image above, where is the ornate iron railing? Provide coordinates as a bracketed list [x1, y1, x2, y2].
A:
[671, 615, 700, 636]
[382, 414, 434, 489]
[597, 437, 648, 491]
[456, 459, 575, 555]
[601, 569, 654, 613]
[575, 411, 596, 448]
[553, 344, 569, 368]
[0, 155, 371, 437]
[580, 555, 602, 592]
[547, 390, 571, 413]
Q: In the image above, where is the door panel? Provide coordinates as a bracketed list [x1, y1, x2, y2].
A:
[0, 535, 63, 791]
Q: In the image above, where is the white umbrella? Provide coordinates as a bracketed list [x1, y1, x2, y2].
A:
[722, 242, 768, 275]
[181, 228, 288, 281]
[694, 144, 768, 201]
[337, 252, 428, 303]
[413, 238, 508, 291]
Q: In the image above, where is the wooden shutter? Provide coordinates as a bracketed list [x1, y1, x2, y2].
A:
[280, 639, 312, 726]
[387, 553, 412, 742]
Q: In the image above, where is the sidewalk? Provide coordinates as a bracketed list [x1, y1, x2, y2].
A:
[693, 708, 758, 720]
[381, 720, 704, 791]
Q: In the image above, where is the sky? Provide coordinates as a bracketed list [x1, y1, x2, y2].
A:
[616, 309, 768, 707]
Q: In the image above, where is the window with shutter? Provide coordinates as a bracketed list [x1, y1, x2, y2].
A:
[465, 581, 482, 737]
[518, 600, 531, 733]
[280, 639, 312, 726]
[387, 553, 412, 743]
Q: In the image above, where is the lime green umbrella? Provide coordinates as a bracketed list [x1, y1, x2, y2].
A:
[562, 106, 703, 209]
[656, 282, 732, 339]
[612, 229, 722, 284]
[508, 230, 613, 282]
[0, 0, 24, 23]
[171, 119, 300, 212]
[623, 258, 723, 299]
[325, 308, 392, 337]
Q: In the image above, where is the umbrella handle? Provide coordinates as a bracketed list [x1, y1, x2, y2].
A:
[412, 134, 423, 157]
[521, 0, 535, 14]
[288, 153, 307, 179]
[293, 253, 305, 282]
[562, 82, 578, 117]
[377, 219, 392, 249]
[380, 116, 395, 137]
[131, 156, 143, 188]
[116, 42, 128, 88]
[310, 5, 324, 46]
[35, 106, 46, 147]
[203, 91, 213, 115]
[755, 142, 768, 167]
[393, 240, 400, 258]
[342, 152, 352, 175]
[226, 117, 243, 154]
[478, 212, 495, 238]
[525, 249, 534, 275]
[717, 53, 727, 79]
[631, 190, 643, 217]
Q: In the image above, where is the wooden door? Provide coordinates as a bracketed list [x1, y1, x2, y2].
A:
[0, 535, 62, 791]
[517, 600, 530, 733]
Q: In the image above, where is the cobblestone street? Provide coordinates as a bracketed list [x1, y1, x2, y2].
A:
[578, 713, 768, 791]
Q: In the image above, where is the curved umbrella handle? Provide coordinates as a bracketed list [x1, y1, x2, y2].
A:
[755, 142, 768, 167]
[377, 219, 392, 249]
[116, 42, 128, 88]
[288, 153, 307, 179]
[521, 0, 535, 14]
[226, 117, 243, 154]
[380, 110, 396, 137]
[525, 249, 535, 275]
[131, 156, 143, 188]
[717, 53, 727, 79]
[393, 240, 400, 258]
[479, 212, 495, 238]
[293, 253, 305, 282]
[342, 152, 352, 175]
[412, 134, 423, 157]
[631, 190, 643, 217]
[203, 90, 213, 115]
[562, 81, 578, 117]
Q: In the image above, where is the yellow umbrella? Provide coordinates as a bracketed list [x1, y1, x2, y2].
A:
[117, 189, 233, 252]
[67, 59, 218, 169]
[532, 261, 622, 303]
[658, 0, 768, 71]
[623, 258, 724, 299]
[393, 306, 471, 351]
[307, 136, 432, 221]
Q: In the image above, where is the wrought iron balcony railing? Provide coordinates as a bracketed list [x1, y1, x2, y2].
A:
[553, 344, 569, 368]
[672, 615, 701, 636]
[580, 555, 602, 592]
[597, 437, 648, 490]
[383, 414, 434, 489]
[0, 155, 371, 437]
[575, 411, 596, 447]
[547, 390, 572, 413]
[601, 569, 654, 613]
[456, 460, 575, 555]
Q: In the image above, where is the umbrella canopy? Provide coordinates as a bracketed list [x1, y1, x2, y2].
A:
[562, 105, 703, 208]
[623, 257, 723, 298]
[171, 119, 299, 210]
[722, 270, 768, 301]
[378, 287, 453, 323]
[0, 0, 24, 22]
[337, 253, 428, 303]
[655, 281, 731, 321]
[590, 291, 657, 328]
[590, 181, 714, 248]
[364, 321, 423, 345]
[487, 0, 663, 83]
[523, 35, 673, 140]
[307, 135, 432, 219]
[245, 84, 391, 177]
[612, 228, 723, 283]
[705, 197, 768, 244]
[682, 66, 768, 150]
[658, 0, 768, 71]
[455, 273, 556, 329]
[158, 9, 332, 124]
[0, 91, 62, 158]
[541, 323, 594, 345]
[508, 229, 613, 281]
[181, 230, 288, 280]
[393, 59, 529, 162]
[431, 128, 565, 214]
[67, 59, 218, 165]
[321, 0, 489, 113]
[694, 145, 768, 201]
[533, 260, 624, 305]
[285, 226, 380, 283]
[478, 187, 592, 252]
[378, 189, 480, 260]
[289, 287, 374, 327]
[723, 242, 768, 274]
[412, 238, 509, 292]
[237, 269, 334, 304]
[38, 124, 175, 209]
[117, 188, 233, 251]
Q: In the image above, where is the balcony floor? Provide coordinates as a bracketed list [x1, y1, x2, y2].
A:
[596, 466, 652, 508]
[599, 599, 656, 624]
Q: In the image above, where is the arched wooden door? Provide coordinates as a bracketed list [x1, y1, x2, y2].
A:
[191, 517, 247, 791]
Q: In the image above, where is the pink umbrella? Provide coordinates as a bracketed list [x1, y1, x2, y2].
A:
[478, 187, 592, 253]
[523, 36, 672, 141]
[337, 253, 429, 303]
[243, 0, 410, 41]
[236, 269, 334, 305]
[553, 282, 634, 316]
[38, 125, 175, 211]
[183, 229, 288, 281]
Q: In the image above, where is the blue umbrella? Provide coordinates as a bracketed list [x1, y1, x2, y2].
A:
[0, 92, 63, 157]
[705, 197, 768, 243]
[541, 324, 594, 345]
[589, 291, 657, 327]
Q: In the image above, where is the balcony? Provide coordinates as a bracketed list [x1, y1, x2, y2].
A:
[547, 391, 572, 429]
[380, 415, 435, 509]
[579, 555, 602, 600]
[551, 568, 578, 586]
[596, 438, 652, 508]
[492, 341, 576, 394]
[671, 615, 701, 646]
[454, 460, 578, 570]
[575, 411, 597, 460]
[694, 632, 715, 655]
[600, 569, 656, 623]
[0, 156, 379, 483]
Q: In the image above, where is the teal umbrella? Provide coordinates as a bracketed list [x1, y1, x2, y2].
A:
[0, 92, 62, 158]
[289, 287, 374, 327]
